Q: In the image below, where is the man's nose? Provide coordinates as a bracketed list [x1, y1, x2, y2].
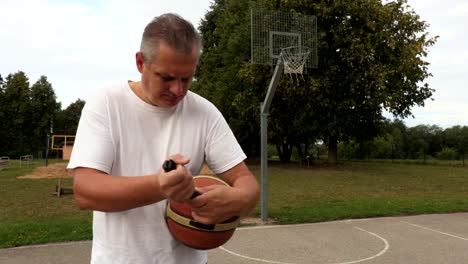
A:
[169, 80, 185, 96]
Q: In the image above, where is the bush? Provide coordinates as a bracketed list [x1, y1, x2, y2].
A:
[435, 147, 459, 160]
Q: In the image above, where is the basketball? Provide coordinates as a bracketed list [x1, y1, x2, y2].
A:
[165, 175, 240, 250]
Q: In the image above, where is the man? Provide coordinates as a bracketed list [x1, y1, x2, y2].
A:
[68, 13, 260, 264]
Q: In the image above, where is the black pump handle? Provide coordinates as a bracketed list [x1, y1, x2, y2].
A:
[162, 159, 200, 199]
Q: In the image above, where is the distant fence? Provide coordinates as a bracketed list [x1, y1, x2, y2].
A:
[20, 155, 33, 167]
[0, 156, 10, 170]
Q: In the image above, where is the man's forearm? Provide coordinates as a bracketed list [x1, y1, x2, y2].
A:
[73, 168, 165, 212]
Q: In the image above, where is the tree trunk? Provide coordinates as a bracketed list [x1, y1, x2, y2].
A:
[276, 142, 292, 163]
[296, 142, 310, 165]
[358, 139, 365, 159]
[328, 137, 338, 165]
[296, 143, 304, 165]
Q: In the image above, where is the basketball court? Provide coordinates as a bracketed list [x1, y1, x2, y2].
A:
[1, 213, 468, 264]
[210, 212, 468, 263]
[1, 7, 462, 264]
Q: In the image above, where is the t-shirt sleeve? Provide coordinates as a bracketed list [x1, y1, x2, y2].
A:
[204, 112, 246, 175]
[67, 92, 114, 174]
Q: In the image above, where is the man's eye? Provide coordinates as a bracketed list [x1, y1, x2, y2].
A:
[162, 76, 174, 82]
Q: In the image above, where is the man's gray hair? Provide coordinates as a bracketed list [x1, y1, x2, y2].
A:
[140, 13, 202, 65]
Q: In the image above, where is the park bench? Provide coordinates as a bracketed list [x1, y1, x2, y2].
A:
[52, 178, 74, 197]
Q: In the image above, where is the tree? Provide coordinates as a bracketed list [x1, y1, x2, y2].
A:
[461, 126, 468, 165]
[54, 99, 85, 135]
[0, 75, 6, 155]
[436, 147, 458, 160]
[194, 0, 263, 156]
[194, 0, 324, 161]
[1, 72, 31, 157]
[443, 126, 468, 165]
[405, 124, 442, 161]
[194, 0, 437, 164]
[30, 76, 61, 153]
[308, 0, 437, 164]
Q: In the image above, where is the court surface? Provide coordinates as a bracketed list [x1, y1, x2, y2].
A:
[1, 213, 468, 264]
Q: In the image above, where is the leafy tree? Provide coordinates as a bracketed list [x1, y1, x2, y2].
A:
[340, 122, 468, 163]
[1, 72, 31, 157]
[387, 119, 407, 159]
[194, 0, 263, 157]
[404, 124, 442, 161]
[308, 0, 436, 164]
[194, 0, 436, 164]
[194, 0, 324, 161]
[0, 75, 4, 93]
[460, 126, 468, 165]
[443, 126, 468, 165]
[368, 135, 392, 159]
[338, 139, 358, 160]
[435, 147, 458, 160]
[54, 99, 85, 135]
[0, 71, 86, 157]
[30, 76, 61, 152]
[0, 75, 5, 155]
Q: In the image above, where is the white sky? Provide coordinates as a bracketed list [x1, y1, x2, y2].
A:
[0, 0, 466, 128]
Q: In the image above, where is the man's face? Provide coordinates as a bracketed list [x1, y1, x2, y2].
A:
[136, 42, 198, 107]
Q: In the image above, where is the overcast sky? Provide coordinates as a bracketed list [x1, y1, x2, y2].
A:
[1, 0, 466, 128]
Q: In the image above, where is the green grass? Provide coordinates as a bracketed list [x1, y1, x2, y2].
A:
[248, 161, 468, 224]
[0, 160, 92, 248]
[2, 159, 468, 248]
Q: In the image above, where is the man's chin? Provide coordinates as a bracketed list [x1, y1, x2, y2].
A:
[163, 97, 181, 107]
[148, 98, 178, 108]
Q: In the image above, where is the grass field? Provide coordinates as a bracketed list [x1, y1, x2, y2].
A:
[249, 160, 468, 223]
[1, 159, 468, 248]
[0, 160, 92, 248]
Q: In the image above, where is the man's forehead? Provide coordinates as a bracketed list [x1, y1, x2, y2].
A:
[155, 41, 200, 56]
[150, 63, 196, 78]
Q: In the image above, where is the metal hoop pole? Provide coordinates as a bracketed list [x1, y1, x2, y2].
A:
[260, 61, 284, 221]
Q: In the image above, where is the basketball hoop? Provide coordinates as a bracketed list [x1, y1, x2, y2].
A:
[280, 46, 311, 82]
[251, 8, 318, 221]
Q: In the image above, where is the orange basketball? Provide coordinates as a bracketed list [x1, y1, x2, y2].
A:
[165, 176, 239, 250]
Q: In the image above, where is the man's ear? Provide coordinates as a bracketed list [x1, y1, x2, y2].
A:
[136, 52, 145, 73]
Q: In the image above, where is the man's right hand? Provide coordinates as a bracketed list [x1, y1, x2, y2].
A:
[157, 154, 195, 203]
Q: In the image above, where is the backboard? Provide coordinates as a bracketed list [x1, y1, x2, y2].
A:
[251, 9, 318, 68]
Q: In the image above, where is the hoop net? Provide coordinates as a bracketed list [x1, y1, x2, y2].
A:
[280, 46, 311, 82]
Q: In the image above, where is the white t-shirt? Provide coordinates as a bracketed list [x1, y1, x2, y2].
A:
[68, 81, 247, 264]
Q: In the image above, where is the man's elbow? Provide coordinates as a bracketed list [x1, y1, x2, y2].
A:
[72, 167, 100, 210]
[73, 185, 92, 210]
[72, 175, 95, 210]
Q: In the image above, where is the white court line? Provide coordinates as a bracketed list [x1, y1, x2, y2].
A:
[237, 219, 372, 231]
[1, 240, 91, 250]
[337, 227, 389, 264]
[219, 247, 295, 264]
[220, 226, 389, 264]
[401, 221, 468, 241]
